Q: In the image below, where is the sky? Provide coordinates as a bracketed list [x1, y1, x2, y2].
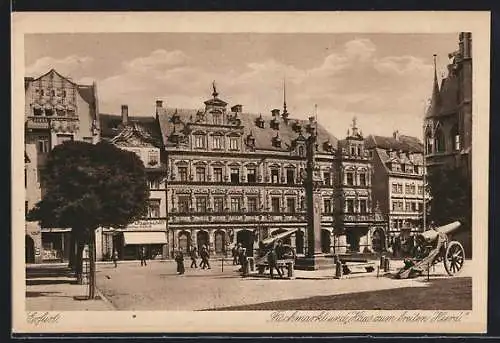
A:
[25, 33, 459, 139]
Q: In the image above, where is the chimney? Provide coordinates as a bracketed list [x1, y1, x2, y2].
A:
[121, 105, 129, 125]
[231, 104, 243, 113]
[155, 100, 163, 116]
[393, 130, 400, 140]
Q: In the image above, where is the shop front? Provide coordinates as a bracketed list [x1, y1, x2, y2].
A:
[40, 228, 71, 263]
[101, 219, 168, 261]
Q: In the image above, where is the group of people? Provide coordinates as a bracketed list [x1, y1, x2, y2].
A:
[266, 240, 286, 279]
[174, 244, 212, 275]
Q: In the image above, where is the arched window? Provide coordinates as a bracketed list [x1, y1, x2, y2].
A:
[450, 124, 460, 151]
[434, 129, 445, 153]
[425, 129, 433, 154]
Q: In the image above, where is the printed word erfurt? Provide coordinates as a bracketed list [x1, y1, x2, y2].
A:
[27, 312, 61, 326]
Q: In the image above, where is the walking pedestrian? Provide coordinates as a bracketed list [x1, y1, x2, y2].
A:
[112, 249, 118, 268]
[200, 245, 211, 269]
[231, 245, 238, 265]
[267, 243, 283, 279]
[190, 246, 198, 268]
[139, 246, 148, 266]
[275, 239, 286, 275]
[236, 243, 243, 265]
[175, 248, 185, 275]
[241, 248, 249, 277]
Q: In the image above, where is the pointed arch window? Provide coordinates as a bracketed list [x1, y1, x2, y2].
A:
[434, 129, 445, 153]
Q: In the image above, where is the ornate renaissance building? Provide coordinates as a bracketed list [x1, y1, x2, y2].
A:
[24, 69, 100, 263]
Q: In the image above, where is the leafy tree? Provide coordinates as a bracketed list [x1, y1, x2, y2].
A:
[28, 141, 149, 299]
[427, 165, 472, 235]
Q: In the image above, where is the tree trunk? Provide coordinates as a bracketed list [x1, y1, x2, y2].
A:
[68, 231, 76, 270]
[88, 230, 96, 299]
[75, 239, 84, 284]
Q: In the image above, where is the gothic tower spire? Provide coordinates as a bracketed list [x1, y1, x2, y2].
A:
[426, 54, 441, 118]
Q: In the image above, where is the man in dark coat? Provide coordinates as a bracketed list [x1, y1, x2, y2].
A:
[190, 246, 198, 268]
[139, 246, 147, 266]
[175, 248, 185, 275]
[200, 245, 211, 270]
[267, 244, 283, 279]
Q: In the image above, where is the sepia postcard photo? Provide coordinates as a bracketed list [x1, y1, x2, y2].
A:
[12, 11, 490, 334]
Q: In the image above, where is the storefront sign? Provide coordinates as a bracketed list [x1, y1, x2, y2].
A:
[127, 219, 166, 230]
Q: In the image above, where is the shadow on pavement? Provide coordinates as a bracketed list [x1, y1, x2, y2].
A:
[26, 279, 77, 286]
[26, 266, 75, 279]
[26, 291, 68, 298]
[208, 277, 472, 311]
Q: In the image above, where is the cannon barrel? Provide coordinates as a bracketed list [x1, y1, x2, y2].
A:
[419, 221, 461, 241]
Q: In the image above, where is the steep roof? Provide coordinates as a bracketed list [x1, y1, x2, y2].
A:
[99, 113, 162, 146]
[365, 134, 423, 153]
[157, 107, 338, 153]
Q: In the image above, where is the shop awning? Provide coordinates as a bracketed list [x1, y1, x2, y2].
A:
[262, 228, 298, 245]
[123, 231, 167, 245]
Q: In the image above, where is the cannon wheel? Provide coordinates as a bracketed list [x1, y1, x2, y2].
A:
[444, 241, 465, 276]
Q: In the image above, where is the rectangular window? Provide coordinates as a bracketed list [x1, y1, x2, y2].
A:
[37, 137, 50, 154]
[411, 202, 417, 212]
[324, 199, 331, 213]
[230, 197, 241, 212]
[196, 197, 207, 213]
[230, 168, 239, 184]
[392, 183, 398, 193]
[359, 173, 366, 186]
[286, 198, 295, 213]
[397, 184, 403, 193]
[414, 165, 419, 174]
[147, 199, 161, 218]
[287, 169, 295, 185]
[247, 197, 258, 212]
[405, 184, 411, 194]
[178, 196, 190, 213]
[148, 150, 159, 166]
[346, 199, 354, 213]
[411, 184, 416, 194]
[196, 167, 206, 182]
[346, 173, 354, 186]
[214, 197, 224, 212]
[405, 202, 412, 212]
[148, 179, 160, 189]
[213, 136, 223, 150]
[323, 172, 331, 186]
[359, 199, 367, 213]
[213, 114, 222, 125]
[271, 198, 280, 213]
[247, 168, 256, 183]
[229, 137, 239, 150]
[271, 169, 279, 184]
[213, 167, 223, 182]
[56, 134, 73, 145]
[178, 166, 188, 181]
[418, 185, 424, 195]
[194, 135, 205, 149]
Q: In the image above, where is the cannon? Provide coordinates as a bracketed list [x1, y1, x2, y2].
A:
[255, 229, 297, 275]
[395, 221, 465, 279]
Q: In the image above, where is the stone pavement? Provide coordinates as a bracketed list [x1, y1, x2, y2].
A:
[26, 264, 114, 311]
[95, 258, 472, 311]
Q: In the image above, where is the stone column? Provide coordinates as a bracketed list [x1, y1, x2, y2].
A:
[192, 229, 198, 249]
[208, 229, 214, 254]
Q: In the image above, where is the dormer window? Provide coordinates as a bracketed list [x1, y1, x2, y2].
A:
[246, 132, 256, 148]
[298, 145, 305, 157]
[270, 118, 280, 130]
[255, 115, 265, 128]
[323, 140, 333, 152]
[272, 133, 281, 148]
[292, 121, 302, 133]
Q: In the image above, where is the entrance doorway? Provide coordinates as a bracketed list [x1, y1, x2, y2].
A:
[346, 230, 360, 253]
[236, 230, 254, 257]
[295, 230, 304, 254]
[214, 230, 226, 255]
[178, 231, 191, 251]
[197, 230, 209, 250]
[25, 235, 35, 263]
[371, 228, 386, 253]
[321, 229, 331, 253]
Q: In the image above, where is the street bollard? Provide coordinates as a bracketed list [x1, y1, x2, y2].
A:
[376, 266, 380, 278]
[221, 257, 224, 272]
[249, 257, 255, 272]
[335, 261, 343, 279]
[380, 255, 386, 269]
[287, 262, 294, 279]
[384, 257, 390, 272]
[427, 262, 430, 281]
